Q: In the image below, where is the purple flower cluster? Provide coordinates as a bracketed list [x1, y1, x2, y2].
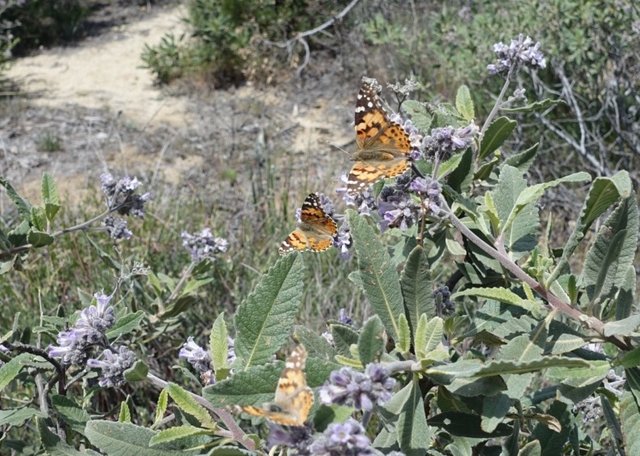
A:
[179, 337, 211, 373]
[309, 419, 374, 456]
[48, 292, 116, 365]
[319, 364, 396, 411]
[487, 34, 546, 75]
[422, 124, 477, 158]
[100, 173, 151, 240]
[181, 228, 229, 262]
[267, 423, 314, 455]
[433, 285, 454, 316]
[86, 346, 136, 388]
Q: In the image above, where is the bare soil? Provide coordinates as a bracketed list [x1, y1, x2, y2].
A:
[0, 3, 356, 209]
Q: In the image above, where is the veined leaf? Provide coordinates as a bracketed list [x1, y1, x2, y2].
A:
[453, 287, 538, 312]
[331, 324, 359, 357]
[582, 197, 638, 304]
[402, 100, 432, 132]
[210, 313, 229, 378]
[603, 314, 640, 337]
[39, 418, 100, 456]
[119, 402, 132, 423]
[547, 171, 632, 285]
[503, 143, 539, 172]
[395, 379, 432, 453]
[27, 230, 54, 247]
[0, 407, 44, 427]
[456, 85, 474, 121]
[426, 357, 589, 380]
[42, 173, 61, 221]
[620, 391, 640, 456]
[85, 420, 200, 455]
[106, 311, 145, 339]
[234, 254, 305, 369]
[397, 314, 411, 354]
[52, 395, 90, 434]
[0, 177, 31, 218]
[447, 148, 473, 193]
[358, 315, 385, 364]
[149, 425, 209, 447]
[400, 245, 435, 334]
[154, 389, 169, 426]
[348, 211, 404, 340]
[0, 353, 32, 390]
[481, 392, 511, 432]
[479, 117, 517, 160]
[166, 383, 216, 429]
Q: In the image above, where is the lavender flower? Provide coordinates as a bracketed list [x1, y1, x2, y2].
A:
[422, 123, 477, 158]
[338, 308, 353, 326]
[267, 423, 313, 455]
[319, 364, 395, 411]
[179, 337, 211, 373]
[333, 222, 353, 259]
[309, 418, 374, 456]
[48, 292, 116, 365]
[377, 180, 420, 232]
[181, 228, 229, 262]
[409, 177, 443, 215]
[487, 34, 546, 75]
[336, 175, 377, 216]
[100, 173, 151, 217]
[86, 346, 136, 387]
[103, 215, 132, 240]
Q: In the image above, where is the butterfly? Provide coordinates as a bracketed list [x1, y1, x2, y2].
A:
[279, 193, 337, 255]
[241, 345, 314, 427]
[347, 78, 412, 194]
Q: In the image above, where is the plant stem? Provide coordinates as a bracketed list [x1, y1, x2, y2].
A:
[441, 200, 630, 350]
[480, 66, 515, 136]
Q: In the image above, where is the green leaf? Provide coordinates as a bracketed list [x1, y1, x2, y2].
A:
[392, 380, 432, 454]
[582, 197, 638, 304]
[331, 324, 359, 357]
[397, 314, 411, 354]
[124, 360, 149, 382]
[455, 85, 474, 121]
[106, 311, 145, 339]
[447, 148, 473, 193]
[0, 353, 31, 390]
[548, 333, 586, 355]
[0, 177, 31, 218]
[52, 395, 90, 434]
[41, 173, 60, 221]
[210, 313, 229, 377]
[604, 314, 640, 337]
[166, 383, 216, 429]
[85, 420, 200, 455]
[481, 393, 511, 433]
[416, 316, 443, 359]
[27, 230, 54, 247]
[293, 325, 335, 361]
[618, 345, 640, 368]
[501, 98, 563, 113]
[620, 390, 640, 456]
[154, 389, 169, 426]
[403, 99, 432, 132]
[348, 210, 404, 340]
[119, 401, 132, 423]
[548, 171, 632, 285]
[358, 315, 385, 364]
[234, 254, 305, 369]
[30, 206, 46, 231]
[400, 245, 435, 334]
[149, 425, 209, 446]
[518, 440, 541, 456]
[453, 287, 537, 312]
[39, 418, 100, 456]
[0, 407, 44, 426]
[601, 394, 624, 455]
[532, 401, 573, 456]
[503, 143, 539, 173]
[479, 117, 517, 160]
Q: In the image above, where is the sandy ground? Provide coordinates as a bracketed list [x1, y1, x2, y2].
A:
[5, 5, 190, 129]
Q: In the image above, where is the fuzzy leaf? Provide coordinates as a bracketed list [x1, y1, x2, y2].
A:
[455, 85, 474, 121]
[400, 245, 435, 334]
[481, 392, 511, 432]
[447, 148, 473, 193]
[479, 117, 517, 160]
[453, 287, 537, 311]
[41, 173, 61, 221]
[106, 311, 145, 339]
[210, 313, 229, 377]
[620, 391, 640, 456]
[234, 254, 305, 369]
[119, 402, 132, 423]
[582, 197, 638, 304]
[348, 211, 404, 340]
[603, 314, 640, 337]
[0, 353, 31, 390]
[39, 418, 100, 456]
[52, 395, 90, 434]
[417, 316, 443, 359]
[149, 425, 209, 446]
[331, 324, 359, 357]
[27, 230, 54, 247]
[0, 177, 31, 218]
[124, 360, 149, 382]
[85, 420, 199, 455]
[397, 314, 411, 354]
[0, 407, 44, 427]
[166, 383, 216, 429]
[154, 389, 169, 426]
[403, 100, 432, 132]
[503, 143, 539, 172]
[293, 325, 335, 361]
[358, 315, 385, 364]
[395, 380, 432, 453]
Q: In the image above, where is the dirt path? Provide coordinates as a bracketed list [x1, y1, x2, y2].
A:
[6, 5, 189, 129]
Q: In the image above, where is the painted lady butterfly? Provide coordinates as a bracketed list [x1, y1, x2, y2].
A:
[347, 78, 412, 194]
[279, 193, 337, 255]
[241, 345, 313, 427]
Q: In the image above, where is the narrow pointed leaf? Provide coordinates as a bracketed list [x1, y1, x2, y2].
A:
[620, 390, 640, 456]
[456, 85, 474, 121]
[481, 393, 511, 432]
[358, 315, 385, 364]
[234, 254, 305, 369]
[149, 425, 209, 446]
[39, 418, 99, 456]
[166, 383, 216, 429]
[453, 287, 537, 311]
[348, 210, 403, 340]
[503, 143, 539, 172]
[479, 117, 517, 160]
[0, 177, 31, 218]
[400, 245, 435, 334]
[119, 402, 132, 423]
[210, 313, 229, 376]
[42, 173, 61, 221]
[396, 380, 431, 453]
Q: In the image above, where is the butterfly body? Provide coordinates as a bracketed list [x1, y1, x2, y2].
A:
[279, 193, 337, 255]
[347, 80, 412, 194]
[241, 345, 313, 427]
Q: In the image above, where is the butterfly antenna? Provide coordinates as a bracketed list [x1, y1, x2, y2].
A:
[330, 140, 354, 157]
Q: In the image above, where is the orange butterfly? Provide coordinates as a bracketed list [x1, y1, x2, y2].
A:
[241, 345, 313, 427]
[279, 193, 337, 255]
[347, 78, 412, 194]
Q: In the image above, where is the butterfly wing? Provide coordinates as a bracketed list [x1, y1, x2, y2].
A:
[241, 345, 313, 427]
[279, 194, 337, 255]
[348, 80, 412, 193]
